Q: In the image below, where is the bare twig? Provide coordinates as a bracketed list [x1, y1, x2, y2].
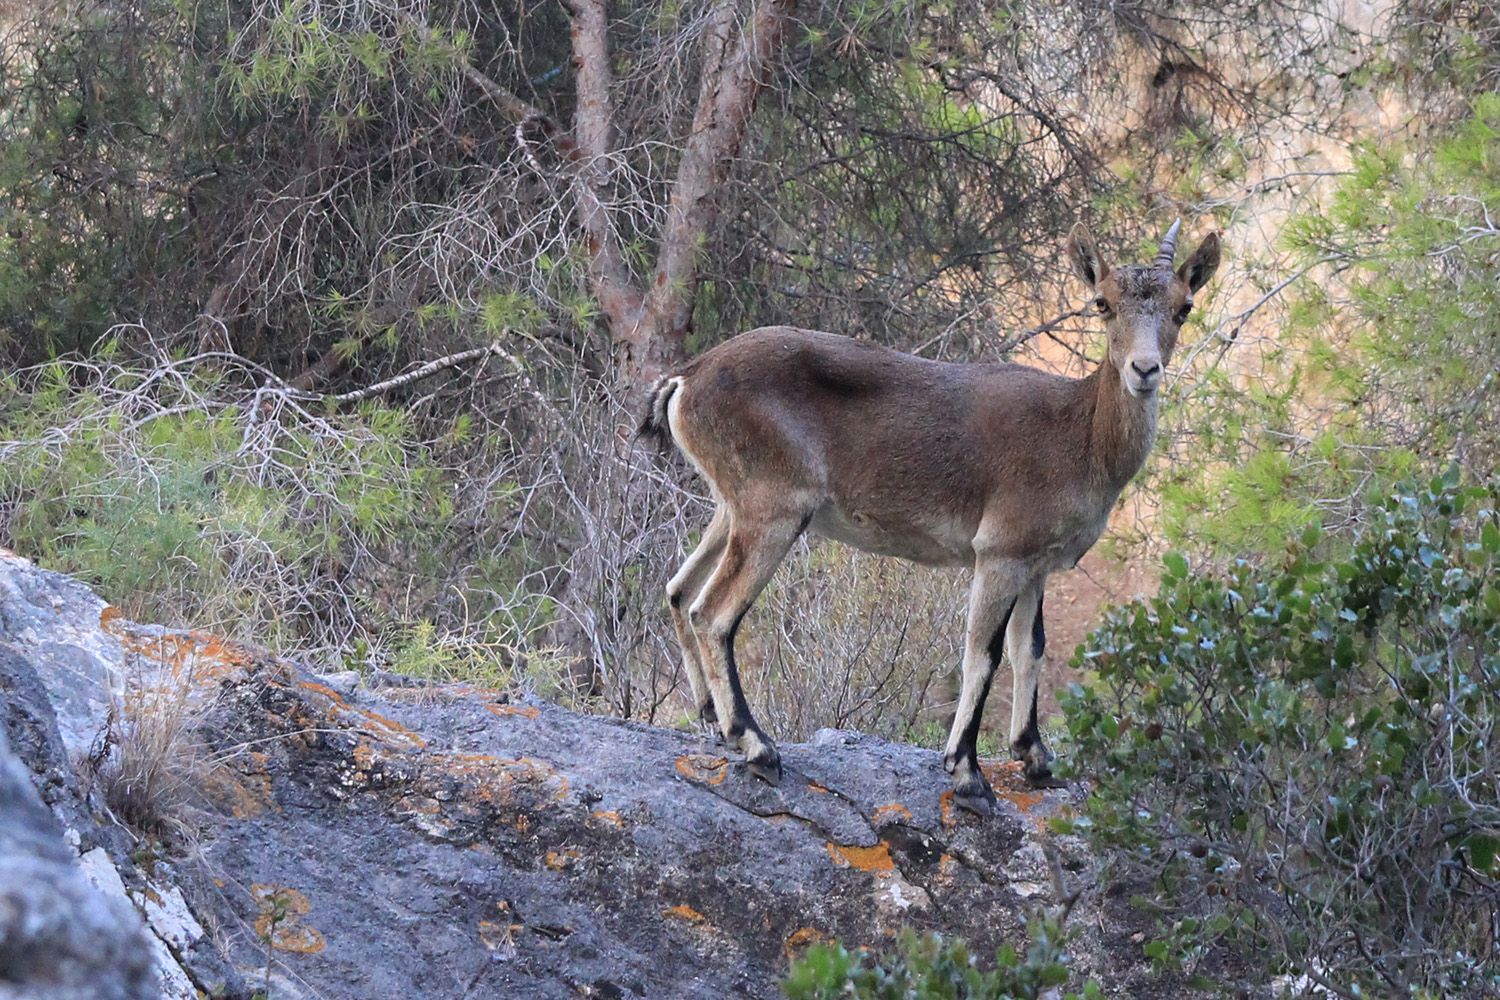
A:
[328, 343, 505, 405]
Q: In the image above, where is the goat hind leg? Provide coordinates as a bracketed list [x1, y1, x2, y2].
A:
[666, 507, 729, 726]
[688, 511, 809, 783]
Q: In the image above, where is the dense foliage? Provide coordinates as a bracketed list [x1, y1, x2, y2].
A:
[1160, 94, 1500, 554]
[1061, 474, 1500, 996]
[783, 923, 1099, 1000]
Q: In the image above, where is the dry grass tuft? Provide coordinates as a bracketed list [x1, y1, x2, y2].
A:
[84, 668, 212, 845]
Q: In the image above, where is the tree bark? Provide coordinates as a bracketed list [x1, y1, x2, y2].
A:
[633, 0, 796, 387]
[459, 0, 796, 394]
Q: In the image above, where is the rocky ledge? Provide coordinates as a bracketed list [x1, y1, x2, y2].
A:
[0, 549, 1163, 999]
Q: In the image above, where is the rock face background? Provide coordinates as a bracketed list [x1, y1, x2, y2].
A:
[0, 549, 1165, 999]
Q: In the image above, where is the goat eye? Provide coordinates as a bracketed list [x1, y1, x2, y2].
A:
[1175, 304, 1192, 324]
[1094, 297, 1110, 315]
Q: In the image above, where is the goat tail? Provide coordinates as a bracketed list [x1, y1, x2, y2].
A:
[638, 375, 684, 452]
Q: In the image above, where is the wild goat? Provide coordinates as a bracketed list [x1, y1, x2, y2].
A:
[641, 221, 1221, 809]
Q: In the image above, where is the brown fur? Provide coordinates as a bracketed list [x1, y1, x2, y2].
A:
[652, 223, 1222, 803]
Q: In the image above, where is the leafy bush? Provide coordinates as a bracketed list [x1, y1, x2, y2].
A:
[1060, 472, 1500, 996]
[782, 920, 1100, 1000]
[0, 350, 554, 676]
[1161, 94, 1500, 555]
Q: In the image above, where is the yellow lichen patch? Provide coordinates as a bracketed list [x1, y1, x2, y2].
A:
[250, 886, 325, 954]
[675, 754, 728, 785]
[826, 841, 896, 873]
[998, 788, 1045, 814]
[872, 803, 912, 826]
[199, 767, 275, 819]
[806, 781, 830, 794]
[352, 739, 378, 768]
[299, 680, 348, 706]
[784, 926, 832, 961]
[544, 850, 581, 871]
[298, 682, 427, 751]
[589, 811, 623, 829]
[661, 905, 709, 925]
[486, 704, 540, 720]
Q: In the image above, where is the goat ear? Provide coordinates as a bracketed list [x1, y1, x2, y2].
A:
[1179, 231, 1222, 292]
[1066, 224, 1109, 288]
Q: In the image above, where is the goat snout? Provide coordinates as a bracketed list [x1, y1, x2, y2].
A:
[1126, 357, 1163, 395]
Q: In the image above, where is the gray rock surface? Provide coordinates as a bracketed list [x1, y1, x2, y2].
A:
[0, 548, 1173, 999]
[0, 652, 156, 1000]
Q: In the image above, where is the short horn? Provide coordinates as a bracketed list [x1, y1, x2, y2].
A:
[1156, 218, 1182, 266]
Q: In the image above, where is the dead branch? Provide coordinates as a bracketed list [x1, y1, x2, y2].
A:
[327, 342, 505, 405]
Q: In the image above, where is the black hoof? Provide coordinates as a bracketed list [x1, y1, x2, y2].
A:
[699, 700, 718, 726]
[747, 756, 783, 787]
[1013, 741, 1055, 785]
[954, 788, 997, 817]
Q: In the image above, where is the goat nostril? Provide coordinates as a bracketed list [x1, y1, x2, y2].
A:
[1131, 361, 1161, 379]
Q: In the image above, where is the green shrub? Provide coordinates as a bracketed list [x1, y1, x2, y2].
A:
[782, 921, 1100, 1000]
[1160, 94, 1500, 556]
[1060, 472, 1500, 996]
[0, 354, 551, 675]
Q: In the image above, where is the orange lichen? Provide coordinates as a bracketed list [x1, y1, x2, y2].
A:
[784, 926, 832, 960]
[423, 753, 570, 808]
[978, 761, 1047, 821]
[939, 790, 958, 828]
[661, 905, 709, 925]
[486, 704, 540, 720]
[544, 850, 580, 871]
[589, 811, 623, 829]
[478, 920, 519, 951]
[250, 886, 325, 954]
[104, 616, 261, 688]
[299, 682, 427, 750]
[826, 841, 896, 873]
[395, 796, 442, 815]
[999, 788, 1044, 812]
[979, 759, 1031, 790]
[806, 781, 830, 794]
[352, 740, 378, 770]
[197, 751, 275, 818]
[675, 754, 728, 785]
[872, 803, 912, 826]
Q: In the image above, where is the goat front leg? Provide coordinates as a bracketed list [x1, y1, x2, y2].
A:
[943, 561, 1024, 813]
[1004, 580, 1054, 785]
